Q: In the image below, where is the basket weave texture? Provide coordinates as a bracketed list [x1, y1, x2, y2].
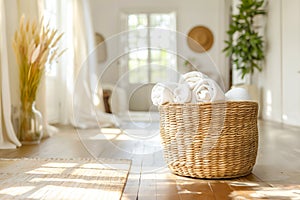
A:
[159, 101, 258, 179]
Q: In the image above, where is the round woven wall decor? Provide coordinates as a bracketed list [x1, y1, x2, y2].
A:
[187, 26, 214, 53]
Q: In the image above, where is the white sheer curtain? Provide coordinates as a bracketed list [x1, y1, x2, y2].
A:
[45, 0, 117, 128]
[44, 0, 74, 124]
[0, 0, 115, 150]
[0, 0, 21, 149]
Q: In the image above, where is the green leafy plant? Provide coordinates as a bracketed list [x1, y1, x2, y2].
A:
[223, 0, 266, 80]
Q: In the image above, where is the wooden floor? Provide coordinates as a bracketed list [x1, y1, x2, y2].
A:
[0, 120, 300, 199]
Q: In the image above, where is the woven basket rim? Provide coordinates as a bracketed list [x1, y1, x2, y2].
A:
[159, 100, 258, 106]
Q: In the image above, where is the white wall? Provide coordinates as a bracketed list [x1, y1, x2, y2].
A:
[89, 0, 230, 90]
[281, 0, 300, 126]
[261, 0, 282, 123]
[261, 0, 300, 126]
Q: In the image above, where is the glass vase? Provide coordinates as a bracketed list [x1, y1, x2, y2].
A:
[18, 101, 43, 145]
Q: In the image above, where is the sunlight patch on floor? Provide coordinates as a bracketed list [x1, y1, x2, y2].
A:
[26, 167, 66, 175]
[28, 185, 120, 200]
[230, 186, 300, 200]
[230, 181, 260, 187]
[42, 163, 78, 168]
[0, 186, 35, 196]
[178, 189, 202, 195]
[101, 128, 122, 134]
[30, 177, 119, 185]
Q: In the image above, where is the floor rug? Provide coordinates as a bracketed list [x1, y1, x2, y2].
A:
[0, 158, 131, 200]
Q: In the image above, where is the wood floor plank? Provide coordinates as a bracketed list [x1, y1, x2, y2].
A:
[210, 182, 233, 200]
[121, 170, 140, 200]
[152, 172, 181, 200]
[161, 173, 216, 200]
[137, 172, 158, 200]
[177, 182, 215, 200]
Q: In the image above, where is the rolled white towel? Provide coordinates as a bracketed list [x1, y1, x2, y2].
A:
[173, 83, 191, 103]
[192, 78, 225, 102]
[225, 87, 251, 101]
[151, 82, 191, 106]
[151, 82, 176, 106]
[179, 71, 208, 90]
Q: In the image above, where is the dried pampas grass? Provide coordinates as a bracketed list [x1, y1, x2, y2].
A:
[12, 15, 65, 106]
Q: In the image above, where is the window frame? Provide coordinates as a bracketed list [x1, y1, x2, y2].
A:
[120, 10, 177, 84]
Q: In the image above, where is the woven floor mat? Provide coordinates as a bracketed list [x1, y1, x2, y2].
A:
[0, 158, 131, 200]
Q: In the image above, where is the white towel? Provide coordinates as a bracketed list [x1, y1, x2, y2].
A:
[151, 82, 176, 106]
[179, 71, 208, 90]
[173, 83, 192, 103]
[151, 82, 191, 106]
[192, 78, 225, 102]
[225, 87, 251, 101]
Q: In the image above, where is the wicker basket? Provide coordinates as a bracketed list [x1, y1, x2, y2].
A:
[159, 101, 258, 179]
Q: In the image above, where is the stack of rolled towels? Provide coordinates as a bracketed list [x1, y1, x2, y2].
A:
[151, 71, 251, 106]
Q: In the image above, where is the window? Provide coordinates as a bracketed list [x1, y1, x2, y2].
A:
[123, 12, 176, 84]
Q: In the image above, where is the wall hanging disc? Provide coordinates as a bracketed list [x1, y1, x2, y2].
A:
[187, 26, 214, 53]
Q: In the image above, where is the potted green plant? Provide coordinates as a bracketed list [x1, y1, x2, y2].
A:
[223, 0, 266, 84]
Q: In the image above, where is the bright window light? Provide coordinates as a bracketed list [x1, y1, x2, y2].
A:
[126, 12, 176, 84]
